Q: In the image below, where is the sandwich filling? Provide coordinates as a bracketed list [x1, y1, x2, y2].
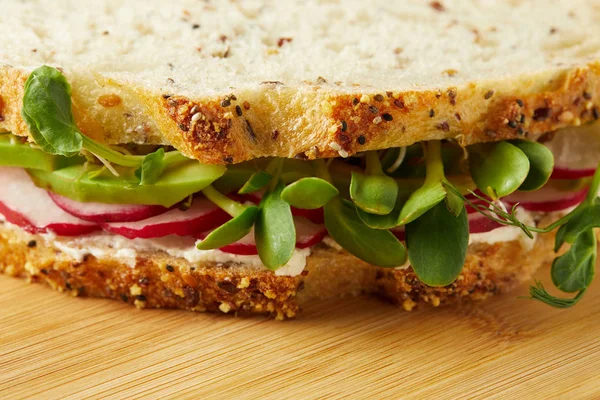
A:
[2, 66, 600, 308]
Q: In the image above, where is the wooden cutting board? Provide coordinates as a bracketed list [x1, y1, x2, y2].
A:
[1, 264, 599, 400]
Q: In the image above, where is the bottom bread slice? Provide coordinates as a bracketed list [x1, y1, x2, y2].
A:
[0, 222, 557, 319]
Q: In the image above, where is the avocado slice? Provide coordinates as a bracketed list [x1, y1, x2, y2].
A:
[0, 133, 83, 171]
[28, 161, 226, 207]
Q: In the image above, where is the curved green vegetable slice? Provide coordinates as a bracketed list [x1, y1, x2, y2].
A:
[324, 198, 407, 267]
[281, 177, 339, 209]
[406, 201, 469, 286]
[510, 140, 554, 191]
[469, 142, 530, 199]
[28, 161, 225, 207]
[196, 206, 259, 250]
[0, 133, 83, 171]
[255, 180, 296, 270]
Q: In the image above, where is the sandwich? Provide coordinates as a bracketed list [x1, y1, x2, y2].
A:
[1, 0, 599, 319]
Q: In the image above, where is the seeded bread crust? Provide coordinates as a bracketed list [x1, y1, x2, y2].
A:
[1, 64, 600, 164]
[0, 221, 559, 319]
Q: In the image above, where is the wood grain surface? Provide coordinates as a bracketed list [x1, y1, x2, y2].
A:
[0, 264, 599, 400]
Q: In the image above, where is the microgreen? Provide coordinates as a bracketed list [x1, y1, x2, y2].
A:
[350, 151, 398, 215]
[196, 206, 259, 250]
[324, 198, 407, 267]
[397, 141, 453, 225]
[21, 66, 83, 156]
[406, 201, 469, 286]
[551, 229, 596, 293]
[469, 141, 530, 199]
[238, 170, 272, 194]
[509, 140, 554, 191]
[196, 185, 259, 250]
[255, 180, 296, 270]
[22, 66, 189, 184]
[281, 177, 339, 209]
[137, 148, 165, 185]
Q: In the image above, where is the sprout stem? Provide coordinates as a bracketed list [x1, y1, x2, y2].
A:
[202, 185, 246, 217]
[365, 151, 384, 175]
[423, 141, 445, 184]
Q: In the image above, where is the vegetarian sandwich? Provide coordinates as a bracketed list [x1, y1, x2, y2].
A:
[1, 0, 599, 318]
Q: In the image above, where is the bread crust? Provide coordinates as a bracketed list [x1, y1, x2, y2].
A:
[0, 221, 559, 319]
[2, 63, 600, 164]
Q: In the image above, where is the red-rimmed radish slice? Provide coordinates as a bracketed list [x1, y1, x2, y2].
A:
[391, 227, 405, 241]
[467, 212, 504, 234]
[545, 124, 600, 179]
[551, 167, 596, 180]
[294, 217, 327, 248]
[504, 185, 588, 212]
[0, 167, 99, 236]
[102, 197, 230, 239]
[195, 216, 326, 255]
[49, 192, 169, 223]
[291, 206, 324, 224]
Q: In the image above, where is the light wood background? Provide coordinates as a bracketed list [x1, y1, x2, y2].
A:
[1, 265, 599, 400]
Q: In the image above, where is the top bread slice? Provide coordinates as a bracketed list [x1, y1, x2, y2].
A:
[1, 0, 600, 164]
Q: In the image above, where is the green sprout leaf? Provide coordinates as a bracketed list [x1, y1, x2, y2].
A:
[137, 148, 165, 185]
[469, 141, 530, 199]
[406, 201, 469, 286]
[21, 66, 201, 185]
[551, 229, 596, 293]
[255, 180, 296, 270]
[444, 180, 465, 216]
[397, 141, 449, 225]
[510, 140, 554, 191]
[356, 192, 407, 229]
[197, 185, 259, 250]
[324, 198, 407, 267]
[238, 170, 272, 194]
[397, 181, 446, 225]
[196, 206, 259, 250]
[350, 151, 398, 215]
[21, 66, 83, 156]
[555, 202, 600, 250]
[282, 177, 339, 209]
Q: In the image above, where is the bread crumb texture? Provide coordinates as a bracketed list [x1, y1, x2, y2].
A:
[1, 0, 600, 163]
[0, 222, 558, 319]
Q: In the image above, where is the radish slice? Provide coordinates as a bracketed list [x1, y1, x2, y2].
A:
[467, 212, 504, 234]
[391, 227, 405, 241]
[0, 167, 99, 236]
[294, 217, 328, 248]
[49, 192, 169, 223]
[207, 229, 258, 255]
[504, 185, 588, 212]
[102, 197, 230, 239]
[545, 123, 600, 179]
[195, 216, 326, 255]
[291, 206, 324, 224]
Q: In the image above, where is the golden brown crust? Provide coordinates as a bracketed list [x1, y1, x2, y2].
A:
[0, 221, 559, 318]
[1, 63, 600, 164]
